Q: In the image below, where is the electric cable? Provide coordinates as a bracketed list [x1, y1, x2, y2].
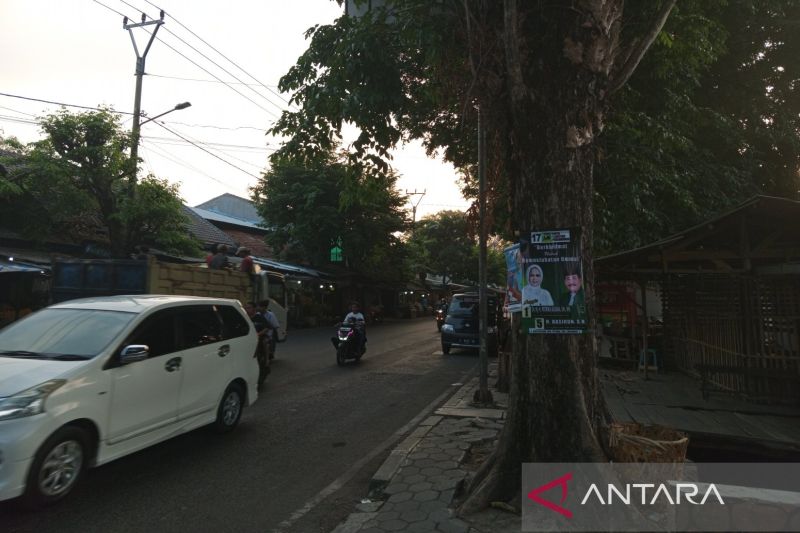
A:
[144, 0, 292, 105]
[150, 120, 260, 179]
[117, 0, 286, 116]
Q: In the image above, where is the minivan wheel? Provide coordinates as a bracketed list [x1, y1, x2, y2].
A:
[442, 344, 451, 355]
[213, 383, 244, 433]
[23, 426, 88, 508]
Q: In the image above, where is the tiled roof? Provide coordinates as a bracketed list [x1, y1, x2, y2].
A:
[181, 205, 236, 249]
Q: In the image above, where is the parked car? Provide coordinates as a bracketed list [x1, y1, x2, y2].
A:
[440, 292, 498, 357]
[0, 295, 259, 507]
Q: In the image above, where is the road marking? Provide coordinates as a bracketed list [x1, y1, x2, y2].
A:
[271, 366, 476, 533]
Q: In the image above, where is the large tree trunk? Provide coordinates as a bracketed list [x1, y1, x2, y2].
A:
[460, 0, 624, 513]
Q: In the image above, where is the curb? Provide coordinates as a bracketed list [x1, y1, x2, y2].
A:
[332, 366, 508, 533]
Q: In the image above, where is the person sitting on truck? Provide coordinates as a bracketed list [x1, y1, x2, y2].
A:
[132, 245, 150, 260]
[209, 244, 230, 270]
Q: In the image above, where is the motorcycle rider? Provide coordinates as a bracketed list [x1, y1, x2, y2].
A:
[343, 302, 366, 353]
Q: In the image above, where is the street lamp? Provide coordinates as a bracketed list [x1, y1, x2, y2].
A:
[129, 101, 191, 194]
[140, 101, 192, 126]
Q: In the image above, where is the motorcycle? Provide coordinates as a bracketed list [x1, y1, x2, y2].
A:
[331, 321, 366, 366]
[435, 308, 446, 332]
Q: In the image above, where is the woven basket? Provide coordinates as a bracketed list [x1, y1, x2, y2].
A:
[608, 422, 689, 463]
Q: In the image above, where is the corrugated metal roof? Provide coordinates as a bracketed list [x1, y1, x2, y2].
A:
[190, 206, 266, 231]
[195, 193, 262, 224]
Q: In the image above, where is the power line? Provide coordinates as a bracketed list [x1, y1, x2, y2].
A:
[0, 94, 267, 133]
[93, 0, 279, 119]
[141, 134, 274, 151]
[143, 126, 269, 171]
[148, 72, 281, 89]
[144, 0, 292, 106]
[0, 92, 133, 115]
[152, 119, 268, 133]
[114, 0, 283, 119]
[0, 115, 40, 127]
[151, 120, 261, 179]
[91, 0, 128, 19]
[120, 0, 289, 115]
[0, 106, 37, 118]
[141, 138, 246, 193]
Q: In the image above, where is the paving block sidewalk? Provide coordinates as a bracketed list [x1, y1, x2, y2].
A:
[332, 367, 520, 533]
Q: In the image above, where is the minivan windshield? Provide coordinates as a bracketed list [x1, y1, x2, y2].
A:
[447, 295, 498, 324]
[0, 308, 137, 359]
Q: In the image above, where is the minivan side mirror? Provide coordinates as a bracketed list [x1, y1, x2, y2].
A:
[119, 344, 149, 364]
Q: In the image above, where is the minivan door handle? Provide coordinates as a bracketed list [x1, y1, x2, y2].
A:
[165, 357, 182, 372]
[218, 344, 230, 357]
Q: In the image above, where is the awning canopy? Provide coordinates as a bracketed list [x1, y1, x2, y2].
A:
[252, 256, 332, 281]
[597, 195, 800, 280]
[0, 258, 49, 274]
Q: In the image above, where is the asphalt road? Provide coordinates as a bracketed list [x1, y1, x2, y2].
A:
[0, 317, 479, 533]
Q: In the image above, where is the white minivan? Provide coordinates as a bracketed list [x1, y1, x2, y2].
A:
[0, 295, 259, 507]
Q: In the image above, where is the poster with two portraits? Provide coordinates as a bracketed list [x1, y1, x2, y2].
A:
[504, 228, 587, 334]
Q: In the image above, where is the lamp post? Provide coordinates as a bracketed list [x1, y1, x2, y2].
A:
[128, 101, 191, 196]
[140, 101, 192, 126]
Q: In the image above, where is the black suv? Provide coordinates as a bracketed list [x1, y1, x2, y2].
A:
[440, 292, 498, 356]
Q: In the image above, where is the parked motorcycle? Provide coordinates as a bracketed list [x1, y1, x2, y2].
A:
[435, 308, 446, 332]
[331, 321, 366, 366]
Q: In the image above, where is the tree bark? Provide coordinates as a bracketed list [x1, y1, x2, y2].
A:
[459, 0, 674, 514]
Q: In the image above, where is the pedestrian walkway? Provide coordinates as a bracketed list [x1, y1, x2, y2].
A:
[332, 365, 520, 533]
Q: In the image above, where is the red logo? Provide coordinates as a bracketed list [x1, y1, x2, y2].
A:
[527, 472, 573, 518]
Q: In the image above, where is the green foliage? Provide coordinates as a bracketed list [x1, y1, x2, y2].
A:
[120, 176, 201, 256]
[595, 0, 800, 253]
[251, 154, 408, 281]
[273, 2, 477, 173]
[406, 211, 473, 284]
[0, 109, 200, 257]
[405, 210, 505, 286]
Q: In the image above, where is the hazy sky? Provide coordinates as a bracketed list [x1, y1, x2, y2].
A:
[0, 0, 470, 218]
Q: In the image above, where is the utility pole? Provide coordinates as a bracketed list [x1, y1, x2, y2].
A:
[124, 11, 165, 194]
[406, 189, 426, 229]
[474, 107, 493, 405]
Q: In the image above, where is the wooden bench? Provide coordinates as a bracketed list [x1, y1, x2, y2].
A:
[696, 364, 800, 403]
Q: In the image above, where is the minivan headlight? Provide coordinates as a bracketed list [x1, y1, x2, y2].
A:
[0, 380, 66, 421]
[441, 324, 455, 333]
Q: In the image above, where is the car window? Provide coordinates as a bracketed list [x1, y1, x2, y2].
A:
[0, 308, 136, 358]
[448, 297, 479, 317]
[448, 296, 498, 324]
[218, 305, 250, 339]
[123, 310, 178, 358]
[178, 306, 223, 348]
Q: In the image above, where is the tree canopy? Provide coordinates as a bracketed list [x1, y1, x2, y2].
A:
[406, 210, 505, 287]
[251, 153, 409, 282]
[0, 109, 200, 257]
[594, 0, 800, 253]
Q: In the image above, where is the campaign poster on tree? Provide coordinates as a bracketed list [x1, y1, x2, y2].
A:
[504, 243, 524, 312]
[519, 228, 587, 334]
